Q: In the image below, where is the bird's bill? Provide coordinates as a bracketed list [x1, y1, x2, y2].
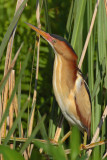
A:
[25, 22, 53, 43]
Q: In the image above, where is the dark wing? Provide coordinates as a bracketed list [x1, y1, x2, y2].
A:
[74, 70, 91, 136]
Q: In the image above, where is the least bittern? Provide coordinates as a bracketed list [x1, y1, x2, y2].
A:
[26, 23, 91, 137]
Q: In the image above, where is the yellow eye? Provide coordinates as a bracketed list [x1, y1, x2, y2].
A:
[52, 39, 56, 43]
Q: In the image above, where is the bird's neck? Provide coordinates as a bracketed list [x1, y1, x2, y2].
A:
[53, 54, 77, 96]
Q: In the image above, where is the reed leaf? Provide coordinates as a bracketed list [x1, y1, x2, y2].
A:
[0, 145, 24, 160]
[0, 0, 28, 60]
[20, 114, 46, 154]
[34, 140, 66, 160]
[71, 0, 86, 49]
[38, 111, 48, 139]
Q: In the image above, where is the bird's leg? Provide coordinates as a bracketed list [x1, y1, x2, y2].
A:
[79, 131, 88, 154]
[80, 139, 107, 150]
[53, 114, 64, 142]
[83, 131, 87, 146]
[53, 127, 62, 142]
[60, 131, 72, 143]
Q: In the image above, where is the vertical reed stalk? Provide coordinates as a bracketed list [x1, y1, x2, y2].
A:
[27, 0, 41, 157]
[87, 106, 107, 159]
[78, 0, 100, 69]
[0, 95, 2, 160]
[9, 70, 15, 149]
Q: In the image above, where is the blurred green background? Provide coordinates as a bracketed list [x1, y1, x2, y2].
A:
[0, 0, 107, 159]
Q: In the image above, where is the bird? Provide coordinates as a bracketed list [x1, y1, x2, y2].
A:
[26, 22, 91, 137]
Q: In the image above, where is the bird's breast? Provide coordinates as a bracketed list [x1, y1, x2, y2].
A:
[53, 54, 67, 112]
[52, 54, 85, 130]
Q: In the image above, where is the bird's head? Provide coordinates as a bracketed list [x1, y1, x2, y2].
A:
[26, 22, 78, 61]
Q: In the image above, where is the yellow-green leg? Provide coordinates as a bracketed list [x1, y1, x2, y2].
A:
[83, 131, 87, 146]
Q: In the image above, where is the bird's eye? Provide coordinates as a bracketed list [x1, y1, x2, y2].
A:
[52, 39, 56, 43]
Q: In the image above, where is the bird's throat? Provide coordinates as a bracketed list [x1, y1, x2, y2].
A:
[53, 54, 77, 100]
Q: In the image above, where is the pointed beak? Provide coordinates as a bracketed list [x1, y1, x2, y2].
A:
[25, 22, 53, 43]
